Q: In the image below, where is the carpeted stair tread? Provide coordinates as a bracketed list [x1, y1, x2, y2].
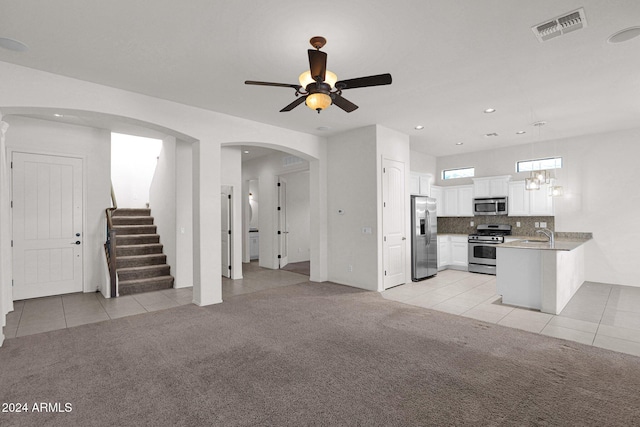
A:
[116, 234, 161, 245]
[117, 254, 167, 268]
[118, 264, 171, 281]
[112, 224, 157, 235]
[118, 275, 174, 295]
[112, 208, 151, 217]
[112, 216, 155, 225]
[117, 243, 164, 256]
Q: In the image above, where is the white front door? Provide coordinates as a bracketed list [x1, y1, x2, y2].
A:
[221, 186, 232, 278]
[277, 178, 288, 268]
[382, 158, 406, 289]
[12, 152, 84, 300]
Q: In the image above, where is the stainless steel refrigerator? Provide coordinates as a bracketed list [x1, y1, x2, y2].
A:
[411, 196, 438, 281]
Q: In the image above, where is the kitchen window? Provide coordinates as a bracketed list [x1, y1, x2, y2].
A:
[442, 167, 475, 180]
[516, 157, 562, 173]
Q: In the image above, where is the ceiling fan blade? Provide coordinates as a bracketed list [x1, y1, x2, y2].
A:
[332, 94, 358, 113]
[335, 73, 392, 90]
[280, 96, 307, 112]
[308, 49, 327, 82]
[245, 80, 301, 90]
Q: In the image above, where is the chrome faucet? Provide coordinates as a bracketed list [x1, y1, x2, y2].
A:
[536, 228, 555, 246]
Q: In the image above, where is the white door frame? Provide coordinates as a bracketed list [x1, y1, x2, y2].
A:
[10, 150, 87, 299]
[382, 157, 407, 290]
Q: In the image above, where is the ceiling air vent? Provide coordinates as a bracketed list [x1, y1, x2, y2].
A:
[532, 8, 587, 42]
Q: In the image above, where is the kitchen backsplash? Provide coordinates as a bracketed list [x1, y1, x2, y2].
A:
[438, 216, 555, 236]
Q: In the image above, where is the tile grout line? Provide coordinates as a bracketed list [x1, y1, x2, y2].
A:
[592, 285, 615, 346]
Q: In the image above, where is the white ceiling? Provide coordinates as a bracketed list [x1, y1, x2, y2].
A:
[1, 0, 639, 157]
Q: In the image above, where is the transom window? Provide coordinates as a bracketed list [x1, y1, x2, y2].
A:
[442, 167, 475, 180]
[516, 157, 562, 173]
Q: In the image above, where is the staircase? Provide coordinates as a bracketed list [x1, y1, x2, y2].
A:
[112, 208, 174, 295]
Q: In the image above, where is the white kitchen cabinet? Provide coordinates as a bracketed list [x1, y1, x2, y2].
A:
[473, 175, 511, 198]
[450, 236, 469, 267]
[438, 235, 468, 270]
[430, 186, 444, 217]
[437, 235, 451, 269]
[410, 172, 432, 195]
[442, 185, 473, 217]
[508, 181, 554, 216]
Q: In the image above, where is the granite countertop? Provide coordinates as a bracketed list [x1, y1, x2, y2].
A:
[499, 237, 592, 251]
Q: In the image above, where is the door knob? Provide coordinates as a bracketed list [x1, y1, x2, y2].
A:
[71, 241, 81, 245]
[402, 237, 406, 240]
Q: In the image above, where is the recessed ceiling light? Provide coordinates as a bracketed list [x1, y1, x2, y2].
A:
[483, 108, 496, 113]
[608, 27, 640, 44]
[0, 37, 28, 52]
[516, 130, 526, 135]
[456, 142, 464, 145]
[243, 150, 249, 154]
[484, 133, 498, 137]
[53, 113, 64, 118]
[316, 126, 331, 131]
[414, 125, 425, 130]
[532, 121, 547, 127]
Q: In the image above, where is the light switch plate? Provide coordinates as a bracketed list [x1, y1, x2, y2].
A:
[540, 221, 547, 228]
[535, 222, 540, 228]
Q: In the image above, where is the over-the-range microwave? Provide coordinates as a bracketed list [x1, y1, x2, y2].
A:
[473, 197, 508, 216]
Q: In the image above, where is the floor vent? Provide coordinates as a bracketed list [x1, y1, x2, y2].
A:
[532, 8, 587, 42]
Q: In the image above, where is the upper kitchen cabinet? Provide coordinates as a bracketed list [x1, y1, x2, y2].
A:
[430, 185, 444, 216]
[473, 175, 511, 198]
[443, 185, 473, 217]
[410, 172, 432, 196]
[508, 180, 554, 216]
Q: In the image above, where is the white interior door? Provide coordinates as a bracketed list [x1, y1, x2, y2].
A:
[277, 178, 288, 268]
[382, 158, 406, 289]
[12, 152, 83, 300]
[221, 186, 231, 278]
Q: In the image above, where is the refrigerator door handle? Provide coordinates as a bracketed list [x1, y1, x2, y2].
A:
[426, 211, 430, 246]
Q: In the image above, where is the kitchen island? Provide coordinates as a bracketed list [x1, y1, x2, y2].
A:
[496, 235, 592, 315]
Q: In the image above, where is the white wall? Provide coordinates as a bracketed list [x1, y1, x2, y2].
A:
[242, 151, 309, 270]
[281, 170, 310, 264]
[175, 140, 193, 288]
[148, 136, 177, 283]
[327, 126, 378, 290]
[3, 115, 111, 294]
[435, 128, 640, 287]
[410, 150, 437, 177]
[0, 116, 11, 345]
[111, 133, 162, 208]
[221, 147, 243, 279]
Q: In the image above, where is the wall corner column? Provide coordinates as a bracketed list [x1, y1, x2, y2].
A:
[192, 140, 222, 305]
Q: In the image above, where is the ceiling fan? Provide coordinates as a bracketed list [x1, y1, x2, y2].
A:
[245, 36, 392, 113]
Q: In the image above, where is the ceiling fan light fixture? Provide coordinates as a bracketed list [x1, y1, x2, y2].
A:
[306, 93, 332, 111]
[298, 70, 337, 88]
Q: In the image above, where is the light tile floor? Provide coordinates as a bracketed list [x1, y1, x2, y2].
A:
[4, 265, 640, 359]
[382, 269, 640, 358]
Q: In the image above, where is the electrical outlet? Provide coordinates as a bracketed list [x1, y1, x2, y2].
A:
[516, 222, 521, 227]
[348, 265, 353, 272]
[540, 222, 547, 228]
[470, 221, 474, 227]
[535, 222, 540, 228]
[362, 227, 372, 234]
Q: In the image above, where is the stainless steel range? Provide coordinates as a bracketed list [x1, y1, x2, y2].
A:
[468, 224, 512, 275]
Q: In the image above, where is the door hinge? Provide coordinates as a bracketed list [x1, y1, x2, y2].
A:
[384, 270, 387, 276]
[228, 194, 231, 199]
[383, 167, 386, 173]
[277, 206, 281, 211]
[229, 265, 231, 271]
[277, 230, 281, 235]
[228, 230, 231, 235]
[383, 202, 386, 207]
[278, 255, 281, 259]
[12, 279, 14, 287]
[384, 236, 386, 242]
[11, 201, 13, 208]
[11, 240, 13, 247]
[277, 182, 281, 187]
[10, 161, 13, 169]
